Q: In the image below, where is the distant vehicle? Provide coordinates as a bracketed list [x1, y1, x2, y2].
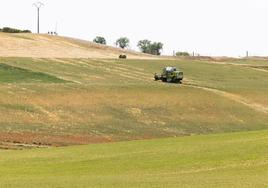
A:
[119, 54, 127, 59]
[154, 67, 183, 83]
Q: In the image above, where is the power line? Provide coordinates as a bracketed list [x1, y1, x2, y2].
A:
[33, 2, 44, 34]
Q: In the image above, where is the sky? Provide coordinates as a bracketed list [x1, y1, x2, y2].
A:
[1, 0, 268, 57]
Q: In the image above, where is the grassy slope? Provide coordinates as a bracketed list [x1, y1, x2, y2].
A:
[121, 59, 268, 105]
[0, 57, 267, 145]
[1, 130, 268, 188]
[0, 33, 154, 59]
[0, 63, 65, 83]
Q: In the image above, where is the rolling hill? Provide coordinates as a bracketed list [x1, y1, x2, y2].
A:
[0, 33, 155, 59]
[0, 33, 268, 187]
[0, 57, 267, 147]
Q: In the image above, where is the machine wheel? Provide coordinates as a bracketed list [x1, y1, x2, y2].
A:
[174, 79, 180, 83]
[167, 78, 172, 83]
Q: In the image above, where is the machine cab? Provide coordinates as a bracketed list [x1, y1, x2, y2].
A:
[163, 67, 176, 73]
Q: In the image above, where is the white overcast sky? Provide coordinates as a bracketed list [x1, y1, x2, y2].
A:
[1, 0, 268, 56]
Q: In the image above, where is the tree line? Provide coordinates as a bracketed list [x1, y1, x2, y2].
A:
[93, 36, 163, 56]
[0, 27, 31, 33]
[93, 36, 192, 57]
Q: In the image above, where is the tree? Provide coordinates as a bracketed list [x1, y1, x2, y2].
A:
[149, 42, 163, 55]
[116, 37, 129, 49]
[137, 40, 151, 53]
[137, 40, 163, 55]
[93, 36, 106, 45]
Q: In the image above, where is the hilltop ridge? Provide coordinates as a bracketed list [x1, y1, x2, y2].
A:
[0, 33, 155, 59]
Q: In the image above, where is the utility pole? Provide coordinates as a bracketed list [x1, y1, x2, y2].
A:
[33, 2, 44, 34]
[55, 22, 58, 34]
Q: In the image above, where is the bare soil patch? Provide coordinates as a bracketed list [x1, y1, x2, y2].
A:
[0, 132, 114, 148]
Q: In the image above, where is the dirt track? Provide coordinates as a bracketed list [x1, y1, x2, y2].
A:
[183, 82, 268, 114]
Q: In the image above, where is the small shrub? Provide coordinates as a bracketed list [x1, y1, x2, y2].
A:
[176, 52, 190, 57]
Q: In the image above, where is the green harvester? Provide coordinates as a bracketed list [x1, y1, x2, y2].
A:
[154, 67, 183, 83]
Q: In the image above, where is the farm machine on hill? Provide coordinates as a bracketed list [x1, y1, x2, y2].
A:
[154, 67, 183, 83]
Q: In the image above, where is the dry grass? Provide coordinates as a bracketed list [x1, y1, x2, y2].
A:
[0, 57, 267, 146]
[0, 33, 156, 59]
[0, 83, 267, 146]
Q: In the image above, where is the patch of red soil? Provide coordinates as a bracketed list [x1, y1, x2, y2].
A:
[0, 132, 114, 147]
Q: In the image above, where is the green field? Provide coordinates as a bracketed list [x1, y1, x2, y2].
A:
[0, 57, 267, 146]
[1, 130, 268, 188]
[0, 56, 268, 187]
[0, 63, 65, 83]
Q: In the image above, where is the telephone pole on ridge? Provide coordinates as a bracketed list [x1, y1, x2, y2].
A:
[33, 2, 44, 34]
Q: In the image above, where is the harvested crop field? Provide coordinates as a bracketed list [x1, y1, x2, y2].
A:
[0, 33, 155, 59]
[0, 57, 267, 147]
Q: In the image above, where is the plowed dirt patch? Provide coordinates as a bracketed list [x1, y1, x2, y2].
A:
[0, 132, 113, 147]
